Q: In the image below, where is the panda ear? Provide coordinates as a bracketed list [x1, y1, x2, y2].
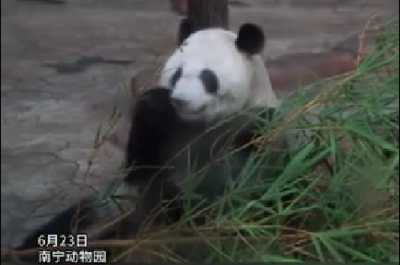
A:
[235, 23, 265, 55]
[177, 18, 201, 46]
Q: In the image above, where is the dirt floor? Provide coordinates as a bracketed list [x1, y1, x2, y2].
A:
[1, 0, 398, 252]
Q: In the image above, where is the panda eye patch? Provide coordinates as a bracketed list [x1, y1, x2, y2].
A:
[200, 69, 219, 94]
[170, 67, 183, 87]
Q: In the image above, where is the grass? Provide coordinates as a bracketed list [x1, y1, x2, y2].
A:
[101, 17, 398, 262]
[219, 23, 400, 261]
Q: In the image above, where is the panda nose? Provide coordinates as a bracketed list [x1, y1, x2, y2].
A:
[171, 98, 188, 109]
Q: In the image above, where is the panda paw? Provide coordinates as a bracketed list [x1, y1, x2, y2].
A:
[133, 87, 176, 129]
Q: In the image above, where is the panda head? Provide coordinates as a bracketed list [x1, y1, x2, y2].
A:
[160, 22, 269, 122]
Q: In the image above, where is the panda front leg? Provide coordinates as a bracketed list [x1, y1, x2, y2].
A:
[121, 87, 189, 231]
[123, 87, 178, 186]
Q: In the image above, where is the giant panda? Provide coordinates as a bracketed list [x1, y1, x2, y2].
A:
[15, 20, 288, 257]
[122, 19, 285, 225]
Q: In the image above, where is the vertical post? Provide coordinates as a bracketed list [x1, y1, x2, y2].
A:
[187, 0, 229, 30]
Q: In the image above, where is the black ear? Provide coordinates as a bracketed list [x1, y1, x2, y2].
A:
[177, 18, 196, 46]
[235, 23, 265, 55]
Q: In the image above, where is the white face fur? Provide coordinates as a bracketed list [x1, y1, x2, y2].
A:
[160, 27, 276, 122]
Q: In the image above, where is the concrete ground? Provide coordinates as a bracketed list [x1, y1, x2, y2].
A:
[1, 0, 397, 250]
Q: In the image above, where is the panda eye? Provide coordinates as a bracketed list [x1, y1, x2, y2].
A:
[200, 69, 219, 94]
[170, 67, 182, 87]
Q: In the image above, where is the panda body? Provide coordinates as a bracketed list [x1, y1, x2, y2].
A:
[124, 20, 284, 213]
[15, 21, 287, 254]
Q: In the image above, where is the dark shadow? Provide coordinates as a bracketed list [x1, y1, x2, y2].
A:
[17, 0, 65, 5]
[229, 0, 249, 7]
[43, 56, 134, 74]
